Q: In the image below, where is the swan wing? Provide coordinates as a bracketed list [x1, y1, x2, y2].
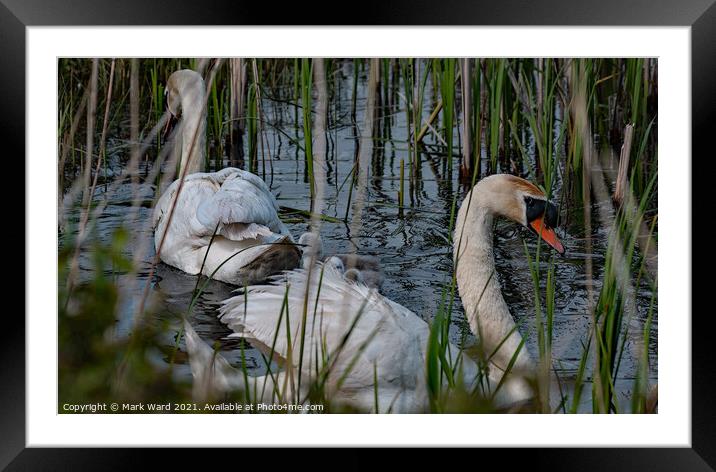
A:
[152, 176, 217, 245]
[219, 263, 427, 407]
[195, 168, 288, 241]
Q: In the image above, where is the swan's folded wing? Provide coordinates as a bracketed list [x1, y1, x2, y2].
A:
[153, 177, 220, 238]
[220, 265, 372, 354]
[195, 170, 286, 241]
[219, 264, 426, 392]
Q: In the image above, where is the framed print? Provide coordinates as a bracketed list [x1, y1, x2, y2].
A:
[4, 0, 713, 467]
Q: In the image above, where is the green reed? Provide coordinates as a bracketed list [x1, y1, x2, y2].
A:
[301, 58, 314, 199]
[437, 59, 456, 173]
[486, 59, 506, 172]
[209, 69, 227, 170]
[399, 59, 415, 174]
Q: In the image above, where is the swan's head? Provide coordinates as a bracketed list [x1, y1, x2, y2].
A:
[164, 70, 207, 174]
[298, 232, 323, 269]
[165, 69, 204, 118]
[325, 256, 345, 273]
[476, 174, 564, 254]
[298, 232, 323, 256]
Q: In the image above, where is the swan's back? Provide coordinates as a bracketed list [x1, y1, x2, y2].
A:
[153, 168, 299, 284]
[219, 263, 428, 412]
[153, 168, 286, 239]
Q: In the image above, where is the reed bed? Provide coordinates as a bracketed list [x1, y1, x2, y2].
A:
[58, 58, 658, 414]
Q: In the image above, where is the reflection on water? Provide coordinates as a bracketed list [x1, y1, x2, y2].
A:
[61, 61, 657, 412]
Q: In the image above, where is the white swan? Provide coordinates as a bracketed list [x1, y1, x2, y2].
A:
[186, 174, 564, 412]
[297, 232, 384, 289]
[152, 70, 300, 286]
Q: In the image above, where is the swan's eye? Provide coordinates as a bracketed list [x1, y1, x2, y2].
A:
[524, 196, 546, 225]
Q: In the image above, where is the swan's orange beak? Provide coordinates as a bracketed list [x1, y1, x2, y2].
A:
[530, 216, 565, 255]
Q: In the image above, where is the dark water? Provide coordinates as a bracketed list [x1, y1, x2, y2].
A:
[62, 61, 657, 411]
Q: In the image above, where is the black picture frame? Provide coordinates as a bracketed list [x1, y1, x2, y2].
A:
[5, 0, 712, 468]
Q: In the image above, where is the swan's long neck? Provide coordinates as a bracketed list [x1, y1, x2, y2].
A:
[178, 81, 206, 176]
[454, 185, 533, 375]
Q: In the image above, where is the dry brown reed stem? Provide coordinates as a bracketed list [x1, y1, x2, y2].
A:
[348, 59, 379, 244]
[57, 88, 89, 210]
[426, 121, 447, 147]
[252, 59, 273, 176]
[99, 117, 172, 222]
[125, 114, 176, 272]
[119, 57, 157, 251]
[569, 60, 604, 410]
[62, 111, 173, 295]
[599, 117, 658, 279]
[60, 111, 171, 236]
[479, 60, 489, 157]
[412, 59, 421, 177]
[64, 59, 98, 293]
[81, 59, 99, 209]
[83, 59, 116, 209]
[125, 59, 157, 225]
[135, 59, 223, 320]
[59, 62, 177, 293]
[97, 60, 116, 169]
[601, 131, 658, 281]
[416, 100, 442, 143]
[536, 58, 544, 136]
[130, 59, 139, 188]
[58, 90, 89, 229]
[229, 58, 246, 166]
[614, 123, 634, 206]
[310, 58, 328, 222]
[72, 59, 117, 287]
[460, 59, 472, 178]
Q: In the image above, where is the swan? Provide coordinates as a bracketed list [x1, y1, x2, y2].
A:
[186, 174, 564, 412]
[152, 70, 300, 286]
[297, 232, 384, 289]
